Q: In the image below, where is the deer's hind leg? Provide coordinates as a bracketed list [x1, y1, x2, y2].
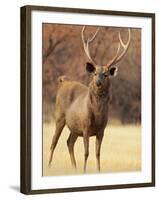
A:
[67, 133, 78, 168]
[83, 135, 89, 172]
[48, 116, 65, 166]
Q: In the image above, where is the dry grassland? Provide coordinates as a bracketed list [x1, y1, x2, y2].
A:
[43, 123, 141, 176]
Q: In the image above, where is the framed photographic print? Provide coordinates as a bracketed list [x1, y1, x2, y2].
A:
[20, 5, 155, 194]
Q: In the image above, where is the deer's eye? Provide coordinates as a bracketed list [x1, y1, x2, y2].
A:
[94, 72, 97, 76]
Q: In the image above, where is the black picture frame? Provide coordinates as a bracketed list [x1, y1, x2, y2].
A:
[20, 5, 155, 195]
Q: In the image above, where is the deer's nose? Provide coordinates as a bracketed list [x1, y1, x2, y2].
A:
[96, 79, 102, 87]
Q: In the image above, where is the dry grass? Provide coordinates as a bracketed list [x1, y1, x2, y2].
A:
[43, 123, 141, 176]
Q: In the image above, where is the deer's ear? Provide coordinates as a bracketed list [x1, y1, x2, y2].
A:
[109, 67, 118, 76]
[86, 62, 95, 73]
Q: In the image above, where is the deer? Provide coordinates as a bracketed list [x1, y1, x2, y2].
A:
[48, 26, 131, 172]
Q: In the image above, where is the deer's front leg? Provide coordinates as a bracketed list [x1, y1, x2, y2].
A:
[83, 135, 89, 173]
[96, 133, 104, 172]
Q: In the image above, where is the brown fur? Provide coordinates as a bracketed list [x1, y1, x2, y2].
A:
[48, 65, 113, 172]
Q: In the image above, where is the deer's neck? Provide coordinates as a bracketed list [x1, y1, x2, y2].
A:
[88, 80, 110, 112]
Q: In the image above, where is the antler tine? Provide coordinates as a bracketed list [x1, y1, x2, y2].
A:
[106, 28, 131, 68]
[81, 26, 100, 65]
[81, 26, 93, 63]
[114, 28, 131, 64]
[88, 27, 100, 43]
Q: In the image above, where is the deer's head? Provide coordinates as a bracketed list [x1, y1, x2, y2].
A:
[81, 26, 131, 90]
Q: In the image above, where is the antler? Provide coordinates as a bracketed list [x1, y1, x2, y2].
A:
[106, 28, 131, 68]
[81, 26, 100, 65]
[81, 26, 131, 68]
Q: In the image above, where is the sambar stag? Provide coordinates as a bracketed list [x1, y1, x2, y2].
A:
[49, 27, 131, 172]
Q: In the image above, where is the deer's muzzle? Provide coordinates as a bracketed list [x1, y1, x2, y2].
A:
[96, 79, 102, 87]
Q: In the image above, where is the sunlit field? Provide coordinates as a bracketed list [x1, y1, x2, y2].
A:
[43, 123, 141, 176]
